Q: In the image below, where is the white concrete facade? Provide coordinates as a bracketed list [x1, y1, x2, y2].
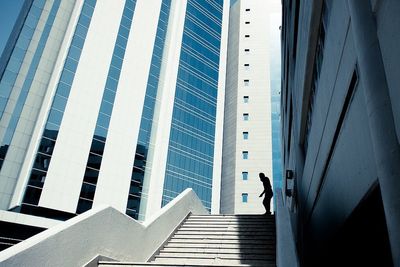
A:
[221, 0, 279, 214]
[0, 0, 229, 231]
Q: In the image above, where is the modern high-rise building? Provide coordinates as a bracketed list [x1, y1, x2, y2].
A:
[220, 0, 280, 214]
[0, 0, 229, 246]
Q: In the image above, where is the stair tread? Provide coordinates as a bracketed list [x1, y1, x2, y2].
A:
[161, 247, 275, 254]
[183, 222, 275, 225]
[98, 261, 256, 267]
[139, 214, 276, 266]
[165, 243, 275, 249]
[172, 235, 275, 240]
[176, 230, 275, 234]
[156, 252, 275, 260]
[169, 239, 275, 244]
[152, 257, 275, 266]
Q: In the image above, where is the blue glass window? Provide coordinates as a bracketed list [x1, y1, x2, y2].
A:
[242, 171, 248, 181]
[242, 151, 249, 160]
[77, 0, 137, 214]
[242, 193, 248, 203]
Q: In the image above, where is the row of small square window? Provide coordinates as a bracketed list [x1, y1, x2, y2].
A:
[243, 6, 251, 72]
[242, 0, 251, 179]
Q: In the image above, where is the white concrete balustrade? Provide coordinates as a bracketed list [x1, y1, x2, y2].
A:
[0, 189, 207, 267]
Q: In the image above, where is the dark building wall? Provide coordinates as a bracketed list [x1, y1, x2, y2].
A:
[281, 0, 399, 265]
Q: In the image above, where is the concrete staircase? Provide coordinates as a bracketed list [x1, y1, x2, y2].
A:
[99, 214, 276, 267]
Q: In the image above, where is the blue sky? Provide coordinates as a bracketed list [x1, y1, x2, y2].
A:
[0, 0, 24, 56]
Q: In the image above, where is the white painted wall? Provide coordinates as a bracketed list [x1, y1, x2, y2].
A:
[93, 0, 162, 213]
[39, 0, 125, 213]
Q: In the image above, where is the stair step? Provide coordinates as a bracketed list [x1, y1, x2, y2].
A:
[183, 220, 275, 226]
[164, 242, 276, 249]
[180, 225, 275, 229]
[155, 252, 275, 260]
[189, 215, 274, 218]
[161, 247, 275, 254]
[153, 257, 275, 266]
[187, 216, 273, 219]
[176, 230, 275, 235]
[169, 238, 275, 245]
[186, 218, 274, 222]
[129, 214, 277, 267]
[98, 261, 254, 267]
[172, 234, 275, 240]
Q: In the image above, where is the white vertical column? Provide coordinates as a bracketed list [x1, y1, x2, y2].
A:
[92, 0, 162, 212]
[39, 0, 125, 213]
[142, 0, 188, 219]
[211, 0, 230, 214]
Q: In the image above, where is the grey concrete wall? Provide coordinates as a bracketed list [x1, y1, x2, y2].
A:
[375, 0, 400, 144]
[281, 0, 399, 262]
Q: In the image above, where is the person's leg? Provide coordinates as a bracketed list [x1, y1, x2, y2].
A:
[263, 197, 271, 214]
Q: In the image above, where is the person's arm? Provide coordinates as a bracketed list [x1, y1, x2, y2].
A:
[259, 190, 265, 197]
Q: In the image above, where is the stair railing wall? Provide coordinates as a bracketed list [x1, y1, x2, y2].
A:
[0, 188, 207, 267]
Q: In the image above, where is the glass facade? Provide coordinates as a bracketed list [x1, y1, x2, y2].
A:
[161, 0, 224, 210]
[125, 0, 172, 220]
[0, 0, 48, 170]
[21, 0, 97, 215]
[76, 0, 137, 214]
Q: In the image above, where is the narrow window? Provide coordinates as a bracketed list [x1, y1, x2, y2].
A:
[245, 34, 250, 38]
[243, 132, 249, 140]
[245, 21, 250, 24]
[242, 193, 248, 203]
[243, 96, 249, 103]
[243, 113, 249, 121]
[245, 8, 250, 11]
[244, 48, 250, 54]
[244, 79, 249, 86]
[242, 151, 249, 159]
[244, 63, 250, 70]
[242, 172, 248, 180]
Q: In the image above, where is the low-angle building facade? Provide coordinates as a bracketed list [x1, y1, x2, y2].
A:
[221, 0, 280, 214]
[281, 0, 400, 266]
[0, 0, 229, 248]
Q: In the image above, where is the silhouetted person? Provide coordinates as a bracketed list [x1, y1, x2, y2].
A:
[259, 172, 273, 214]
